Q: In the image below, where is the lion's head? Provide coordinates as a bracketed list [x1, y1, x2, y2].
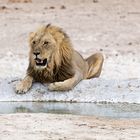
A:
[27, 24, 74, 82]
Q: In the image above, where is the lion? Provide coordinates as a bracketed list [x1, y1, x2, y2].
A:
[15, 24, 104, 93]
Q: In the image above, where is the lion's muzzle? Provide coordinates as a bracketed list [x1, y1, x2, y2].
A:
[35, 57, 48, 67]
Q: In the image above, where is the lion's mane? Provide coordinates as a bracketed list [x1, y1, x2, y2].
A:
[27, 24, 75, 83]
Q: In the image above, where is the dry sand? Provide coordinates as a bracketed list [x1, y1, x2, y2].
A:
[0, 113, 140, 140]
[0, 0, 140, 139]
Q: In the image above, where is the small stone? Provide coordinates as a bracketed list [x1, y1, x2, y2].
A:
[15, 7, 19, 10]
[118, 85, 121, 88]
[49, 6, 55, 9]
[93, 0, 98, 3]
[128, 42, 132, 45]
[120, 15, 126, 19]
[0, 6, 7, 9]
[60, 5, 66, 9]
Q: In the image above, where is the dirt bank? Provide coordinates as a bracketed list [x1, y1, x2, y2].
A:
[0, 113, 140, 140]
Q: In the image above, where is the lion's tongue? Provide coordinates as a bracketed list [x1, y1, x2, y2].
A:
[35, 58, 42, 63]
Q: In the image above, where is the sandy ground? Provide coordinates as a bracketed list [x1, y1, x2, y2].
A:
[0, 113, 140, 140]
[0, 0, 140, 139]
[1, 78, 140, 103]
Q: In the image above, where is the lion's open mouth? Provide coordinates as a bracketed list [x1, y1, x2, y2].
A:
[35, 58, 47, 66]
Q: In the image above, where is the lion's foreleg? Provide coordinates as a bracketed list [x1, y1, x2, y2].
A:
[15, 75, 33, 94]
[48, 72, 82, 91]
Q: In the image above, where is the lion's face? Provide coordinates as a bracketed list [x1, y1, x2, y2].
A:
[29, 28, 57, 69]
[27, 25, 76, 83]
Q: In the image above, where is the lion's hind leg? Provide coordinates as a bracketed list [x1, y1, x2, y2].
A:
[86, 53, 104, 79]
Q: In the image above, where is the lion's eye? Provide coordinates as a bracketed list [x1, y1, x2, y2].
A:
[32, 41, 36, 45]
[43, 41, 49, 45]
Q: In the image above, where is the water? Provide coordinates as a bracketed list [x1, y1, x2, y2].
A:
[0, 102, 140, 118]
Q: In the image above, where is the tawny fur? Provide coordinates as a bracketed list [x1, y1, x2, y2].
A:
[27, 25, 74, 83]
[16, 24, 104, 93]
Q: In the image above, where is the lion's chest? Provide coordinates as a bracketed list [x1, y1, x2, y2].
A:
[29, 59, 75, 83]
[32, 70, 54, 83]
[31, 67, 74, 83]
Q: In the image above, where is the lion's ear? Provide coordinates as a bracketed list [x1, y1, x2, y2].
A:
[29, 32, 35, 39]
[46, 23, 51, 28]
[29, 32, 35, 43]
[54, 32, 64, 45]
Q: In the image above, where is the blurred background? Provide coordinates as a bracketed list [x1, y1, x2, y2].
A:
[0, 0, 140, 79]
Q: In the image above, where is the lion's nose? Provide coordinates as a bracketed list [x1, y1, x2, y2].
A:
[33, 52, 40, 56]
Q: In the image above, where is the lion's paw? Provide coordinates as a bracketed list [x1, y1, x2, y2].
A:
[48, 83, 61, 91]
[15, 81, 30, 94]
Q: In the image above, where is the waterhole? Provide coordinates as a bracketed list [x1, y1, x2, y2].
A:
[0, 102, 140, 118]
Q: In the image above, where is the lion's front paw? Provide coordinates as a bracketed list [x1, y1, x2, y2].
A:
[48, 82, 62, 91]
[15, 81, 31, 94]
[48, 82, 71, 91]
[48, 83, 57, 91]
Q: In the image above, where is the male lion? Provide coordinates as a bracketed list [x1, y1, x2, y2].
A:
[16, 24, 104, 93]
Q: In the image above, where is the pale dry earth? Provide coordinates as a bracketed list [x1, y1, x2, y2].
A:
[0, 113, 140, 140]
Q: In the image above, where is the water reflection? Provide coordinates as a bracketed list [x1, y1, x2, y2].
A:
[0, 102, 140, 118]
